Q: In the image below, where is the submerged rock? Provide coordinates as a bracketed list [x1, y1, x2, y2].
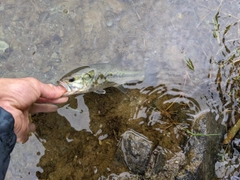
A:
[115, 129, 153, 175]
[176, 112, 225, 180]
[112, 112, 225, 180]
[0, 40, 9, 53]
[0, 40, 12, 60]
[215, 138, 240, 178]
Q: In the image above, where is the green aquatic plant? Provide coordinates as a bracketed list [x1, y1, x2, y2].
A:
[184, 58, 194, 71]
[186, 130, 220, 137]
[212, 11, 221, 44]
[217, 149, 228, 162]
[233, 76, 240, 81]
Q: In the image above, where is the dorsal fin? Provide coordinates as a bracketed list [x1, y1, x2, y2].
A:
[60, 66, 90, 79]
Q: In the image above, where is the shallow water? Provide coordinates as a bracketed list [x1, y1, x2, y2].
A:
[1, 0, 239, 179]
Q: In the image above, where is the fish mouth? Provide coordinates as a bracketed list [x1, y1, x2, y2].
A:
[58, 81, 81, 96]
[58, 81, 72, 92]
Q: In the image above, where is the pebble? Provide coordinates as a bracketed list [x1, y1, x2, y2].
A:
[0, 40, 9, 55]
[42, 66, 51, 73]
[106, 21, 113, 27]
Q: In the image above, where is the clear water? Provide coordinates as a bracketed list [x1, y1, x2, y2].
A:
[1, 0, 239, 179]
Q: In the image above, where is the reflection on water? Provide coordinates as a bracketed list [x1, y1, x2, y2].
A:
[6, 134, 45, 180]
[2, 0, 239, 179]
[58, 95, 92, 132]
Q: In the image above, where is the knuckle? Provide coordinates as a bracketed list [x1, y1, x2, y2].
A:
[26, 77, 38, 84]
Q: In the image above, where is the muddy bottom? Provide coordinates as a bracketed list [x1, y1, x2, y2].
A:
[31, 78, 229, 180]
[32, 86, 194, 179]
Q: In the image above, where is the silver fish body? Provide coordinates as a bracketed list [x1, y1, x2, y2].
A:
[58, 63, 145, 96]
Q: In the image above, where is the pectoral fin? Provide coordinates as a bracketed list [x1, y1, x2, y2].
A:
[94, 86, 127, 94]
[95, 89, 106, 94]
[117, 85, 127, 94]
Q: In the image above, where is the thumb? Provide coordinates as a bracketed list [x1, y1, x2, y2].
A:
[38, 83, 66, 99]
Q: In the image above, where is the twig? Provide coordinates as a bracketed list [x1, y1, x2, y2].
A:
[223, 118, 240, 144]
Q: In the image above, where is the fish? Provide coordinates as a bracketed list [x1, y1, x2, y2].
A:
[58, 63, 145, 96]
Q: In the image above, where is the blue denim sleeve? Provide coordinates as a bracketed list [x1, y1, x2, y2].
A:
[0, 107, 16, 180]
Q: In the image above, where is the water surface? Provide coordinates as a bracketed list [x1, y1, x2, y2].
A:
[1, 0, 239, 179]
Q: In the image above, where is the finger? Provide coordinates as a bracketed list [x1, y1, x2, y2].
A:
[29, 123, 36, 132]
[38, 82, 67, 99]
[30, 103, 59, 114]
[36, 96, 68, 104]
[15, 113, 30, 143]
[17, 123, 35, 143]
[18, 136, 29, 144]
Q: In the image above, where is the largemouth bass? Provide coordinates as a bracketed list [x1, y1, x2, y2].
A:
[58, 63, 145, 96]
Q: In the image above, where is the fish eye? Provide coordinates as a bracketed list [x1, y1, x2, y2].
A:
[68, 77, 75, 82]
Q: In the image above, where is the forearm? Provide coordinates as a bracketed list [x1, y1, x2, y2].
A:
[0, 107, 16, 180]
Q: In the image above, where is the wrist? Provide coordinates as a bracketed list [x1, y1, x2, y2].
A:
[0, 100, 15, 116]
[0, 106, 16, 138]
[0, 105, 17, 150]
[0, 100, 20, 129]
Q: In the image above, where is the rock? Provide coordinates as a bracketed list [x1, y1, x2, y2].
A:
[103, 0, 125, 14]
[0, 40, 12, 59]
[20, 43, 37, 56]
[145, 146, 168, 176]
[115, 129, 153, 175]
[113, 112, 225, 180]
[214, 138, 240, 178]
[176, 112, 225, 180]
[84, 10, 102, 33]
[104, 10, 119, 27]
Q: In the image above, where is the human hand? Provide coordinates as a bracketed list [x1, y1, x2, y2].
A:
[0, 77, 68, 143]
